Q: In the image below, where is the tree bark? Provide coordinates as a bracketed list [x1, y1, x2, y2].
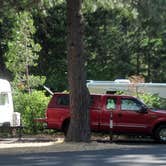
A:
[66, 0, 90, 142]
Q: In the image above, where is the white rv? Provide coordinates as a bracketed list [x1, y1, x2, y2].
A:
[0, 79, 20, 127]
[87, 79, 166, 98]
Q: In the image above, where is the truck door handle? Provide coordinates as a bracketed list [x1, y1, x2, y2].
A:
[118, 113, 122, 117]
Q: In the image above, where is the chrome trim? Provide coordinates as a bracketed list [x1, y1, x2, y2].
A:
[113, 124, 147, 128]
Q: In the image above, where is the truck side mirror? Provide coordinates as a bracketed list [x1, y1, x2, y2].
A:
[137, 106, 148, 113]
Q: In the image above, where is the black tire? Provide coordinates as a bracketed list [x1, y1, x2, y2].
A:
[154, 125, 166, 143]
[62, 120, 69, 137]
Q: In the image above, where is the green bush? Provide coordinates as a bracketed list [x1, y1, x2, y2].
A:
[138, 93, 160, 108]
[158, 98, 166, 109]
[13, 90, 50, 134]
[138, 93, 166, 109]
[116, 91, 166, 110]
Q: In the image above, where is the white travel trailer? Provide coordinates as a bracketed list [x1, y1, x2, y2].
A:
[87, 79, 166, 98]
[0, 79, 20, 127]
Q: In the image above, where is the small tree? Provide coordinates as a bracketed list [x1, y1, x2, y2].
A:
[5, 11, 44, 92]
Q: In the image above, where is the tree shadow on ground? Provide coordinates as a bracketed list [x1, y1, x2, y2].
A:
[0, 141, 166, 166]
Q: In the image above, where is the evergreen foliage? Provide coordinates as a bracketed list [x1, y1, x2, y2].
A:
[1, 0, 165, 90]
[4, 11, 44, 92]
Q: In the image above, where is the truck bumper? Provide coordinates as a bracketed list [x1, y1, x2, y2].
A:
[34, 118, 47, 123]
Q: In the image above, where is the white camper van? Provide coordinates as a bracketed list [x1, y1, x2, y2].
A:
[0, 79, 20, 127]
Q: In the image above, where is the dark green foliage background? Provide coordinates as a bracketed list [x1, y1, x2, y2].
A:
[1, 1, 166, 91]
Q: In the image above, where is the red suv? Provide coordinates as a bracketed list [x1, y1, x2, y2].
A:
[36, 93, 166, 142]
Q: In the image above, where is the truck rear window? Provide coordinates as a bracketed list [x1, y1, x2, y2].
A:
[57, 95, 69, 106]
[55, 95, 97, 107]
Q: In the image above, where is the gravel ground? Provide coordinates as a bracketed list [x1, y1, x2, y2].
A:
[0, 138, 117, 154]
[0, 136, 134, 154]
[0, 134, 155, 154]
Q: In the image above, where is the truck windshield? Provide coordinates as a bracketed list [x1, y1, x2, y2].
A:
[0, 93, 9, 106]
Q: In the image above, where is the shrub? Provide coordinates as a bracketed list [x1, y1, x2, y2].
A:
[13, 90, 50, 134]
[138, 93, 160, 108]
[159, 98, 166, 109]
[138, 93, 166, 109]
[116, 91, 166, 110]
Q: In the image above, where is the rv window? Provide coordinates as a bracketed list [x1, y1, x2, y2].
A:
[0, 93, 9, 105]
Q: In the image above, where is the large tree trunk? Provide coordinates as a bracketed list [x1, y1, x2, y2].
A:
[66, 0, 90, 142]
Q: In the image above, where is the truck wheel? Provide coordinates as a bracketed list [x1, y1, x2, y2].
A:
[62, 120, 69, 137]
[154, 125, 166, 143]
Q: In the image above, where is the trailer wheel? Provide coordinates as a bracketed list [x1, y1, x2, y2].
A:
[154, 125, 166, 143]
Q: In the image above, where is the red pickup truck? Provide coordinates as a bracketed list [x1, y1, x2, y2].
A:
[36, 93, 166, 142]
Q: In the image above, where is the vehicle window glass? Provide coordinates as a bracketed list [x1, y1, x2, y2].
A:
[57, 95, 69, 106]
[0, 93, 9, 105]
[56, 95, 100, 108]
[106, 98, 116, 110]
[121, 99, 142, 111]
[89, 95, 101, 109]
[89, 96, 94, 106]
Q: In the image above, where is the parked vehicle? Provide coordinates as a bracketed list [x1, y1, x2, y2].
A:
[35, 93, 166, 142]
[87, 79, 166, 98]
[0, 79, 20, 128]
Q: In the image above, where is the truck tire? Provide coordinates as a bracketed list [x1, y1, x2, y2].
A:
[154, 125, 166, 143]
[62, 120, 70, 136]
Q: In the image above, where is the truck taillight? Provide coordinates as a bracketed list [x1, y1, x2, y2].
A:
[45, 109, 48, 118]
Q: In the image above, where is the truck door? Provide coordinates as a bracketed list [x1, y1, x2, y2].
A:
[116, 97, 149, 134]
[100, 96, 118, 132]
